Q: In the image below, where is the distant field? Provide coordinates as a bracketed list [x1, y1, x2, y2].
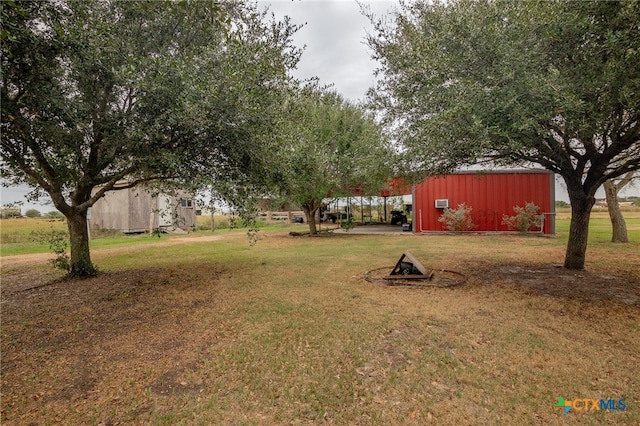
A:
[0, 218, 162, 256]
[554, 207, 640, 243]
[0, 214, 273, 256]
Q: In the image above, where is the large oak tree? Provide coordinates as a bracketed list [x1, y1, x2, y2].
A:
[367, 0, 640, 269]
[1, 0, 300, 276]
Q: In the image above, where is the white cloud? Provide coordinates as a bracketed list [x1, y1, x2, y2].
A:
[260, 0, 398, 102]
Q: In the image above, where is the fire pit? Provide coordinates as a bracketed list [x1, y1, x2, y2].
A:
[361, 251, 466, 288]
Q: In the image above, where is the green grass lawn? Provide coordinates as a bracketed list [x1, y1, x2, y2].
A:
[0, 219, 164, 256]
[554, 207, 640, 244]
[1, 210, 639, 425]
[0, 216, 297, 256]
[2, 208, 639, 257]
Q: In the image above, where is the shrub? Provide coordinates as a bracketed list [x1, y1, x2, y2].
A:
[1, 206, 22, 218]
[44, 210, 65, 219]
[438, 203, 475, 231]
[195, 222, 211, 231]
[30, 229, 70, 272]
[217, 218, 231, 229]
[217, 218, 231, 230]
[25, 209, 42, 218]
[340, 218, 356, 232]
[502, 202, 544, 232]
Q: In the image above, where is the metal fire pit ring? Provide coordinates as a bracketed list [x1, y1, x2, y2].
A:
[362, 266, 467, 288]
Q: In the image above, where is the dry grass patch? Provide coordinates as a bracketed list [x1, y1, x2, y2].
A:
[1, 229, 639, 425]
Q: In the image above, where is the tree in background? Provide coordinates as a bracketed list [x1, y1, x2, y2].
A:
[0, 204, 21, 218]
[25, 209, 41, 218]
[367, 0, 640, 269]
[1, 0, 300, 276]
[604, 172, 637, 243]
[274, 86, 394, 234]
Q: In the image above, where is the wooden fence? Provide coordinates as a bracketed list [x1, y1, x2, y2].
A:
[258, 211, 306, 223]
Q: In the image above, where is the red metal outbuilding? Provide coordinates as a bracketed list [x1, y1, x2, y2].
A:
[412, 170, 555, 234]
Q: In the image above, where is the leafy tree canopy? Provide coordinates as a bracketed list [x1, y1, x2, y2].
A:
[367, 0, 640, 269]
[273, 85, 394, 234]
[1, 0, 301, 275]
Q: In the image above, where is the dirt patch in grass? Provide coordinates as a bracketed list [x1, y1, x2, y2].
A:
[1, 266, 232, 425]
[0, 252, 54, 268]
[474, 262, 640, 306]
[357, 259, 639, 306]
[357, 325, 422, 381]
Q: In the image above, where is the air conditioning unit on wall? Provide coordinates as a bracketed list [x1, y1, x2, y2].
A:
[435, 199, 449, 209]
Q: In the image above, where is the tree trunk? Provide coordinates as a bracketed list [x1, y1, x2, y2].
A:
[66, 210, 97, 277]
[564, 189, 595, 270]
[302, 200, 322, 235]
[302, 205, 319, 235]
[604, 180, 629, 243]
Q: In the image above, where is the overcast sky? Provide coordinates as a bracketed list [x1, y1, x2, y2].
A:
[260, 0, 398, 102]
